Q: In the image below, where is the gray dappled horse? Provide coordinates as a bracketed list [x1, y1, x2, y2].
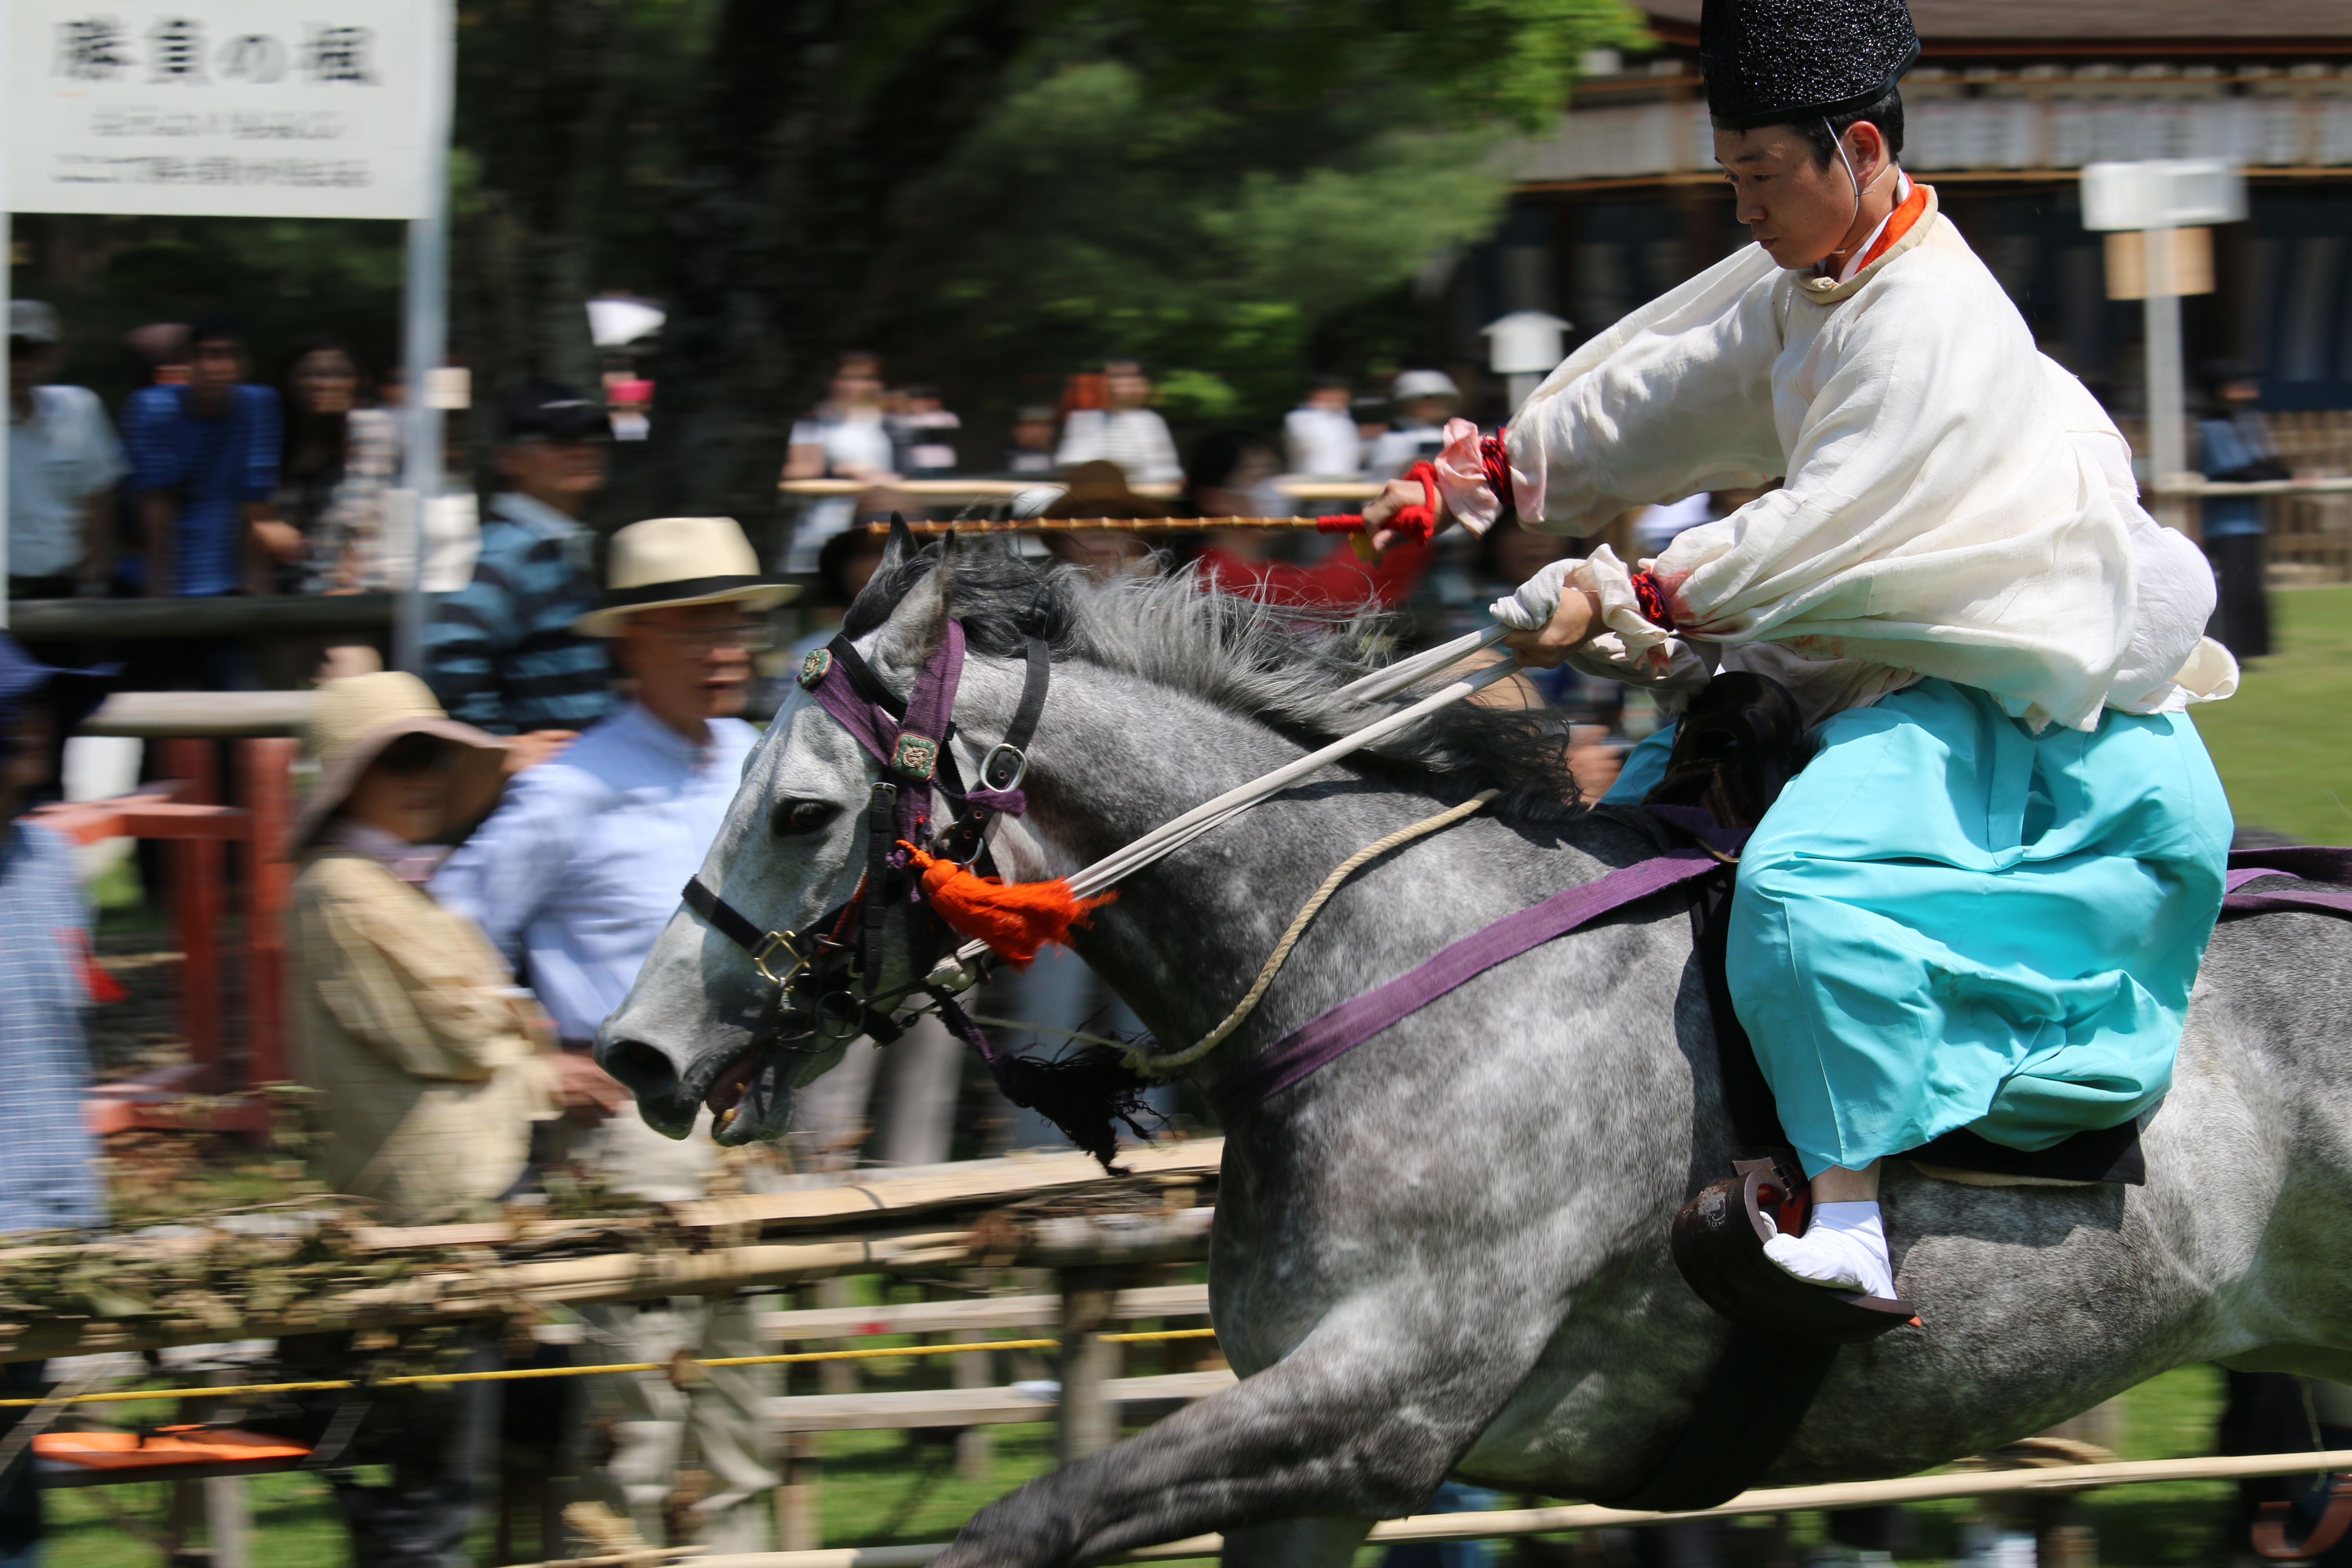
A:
[599, 538, 2352, 1568]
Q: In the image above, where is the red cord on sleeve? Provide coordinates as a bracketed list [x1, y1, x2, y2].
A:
[1480, 432, 1515, 518]
[1630, 571, 1678, 633]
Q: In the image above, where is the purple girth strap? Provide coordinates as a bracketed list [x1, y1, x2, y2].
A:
[1207, 848, 1727, 1124]
[2224, 846, 2352, 920]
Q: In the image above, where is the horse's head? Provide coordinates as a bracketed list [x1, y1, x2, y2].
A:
[596, 522, 984, 1145]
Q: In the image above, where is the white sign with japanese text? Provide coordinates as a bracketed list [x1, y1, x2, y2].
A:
[9, 1, 433, 218]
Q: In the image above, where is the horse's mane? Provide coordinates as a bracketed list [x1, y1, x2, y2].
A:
[849, 539, 1580, 820]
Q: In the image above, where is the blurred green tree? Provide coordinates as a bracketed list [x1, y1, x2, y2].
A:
[609, 0, 1647, 547]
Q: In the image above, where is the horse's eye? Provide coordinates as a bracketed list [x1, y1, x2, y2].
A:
[772, 799, 840, 837]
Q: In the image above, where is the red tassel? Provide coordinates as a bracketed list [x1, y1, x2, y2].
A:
[67, 930, 126, 1005]
[900, 845, 1115, 967]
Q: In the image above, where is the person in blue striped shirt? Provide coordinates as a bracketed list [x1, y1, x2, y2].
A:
[423, 383, 615, 758]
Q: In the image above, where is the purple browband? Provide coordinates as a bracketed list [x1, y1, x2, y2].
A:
[1207, 847, 1726, 1124]
[804, 622, 1027, 858]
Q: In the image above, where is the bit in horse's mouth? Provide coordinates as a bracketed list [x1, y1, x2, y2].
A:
[704, 1045, 766, 1133]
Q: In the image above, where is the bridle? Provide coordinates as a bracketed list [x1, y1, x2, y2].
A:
[671, 601, 1524, 1140]
[678, 618, 1052, 1072]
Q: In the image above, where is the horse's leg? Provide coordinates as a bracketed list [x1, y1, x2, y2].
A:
[1220, 1516, 1377, 1567]
[931, 1292, 1556, 1568]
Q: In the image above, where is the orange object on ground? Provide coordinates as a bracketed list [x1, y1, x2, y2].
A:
[901, 844, 1113, 967]
[34, 1427, 312, 1470]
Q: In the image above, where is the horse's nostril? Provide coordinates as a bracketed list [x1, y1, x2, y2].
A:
[602, 1039, 680, 1100]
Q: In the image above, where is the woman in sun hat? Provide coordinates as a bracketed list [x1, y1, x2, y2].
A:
[285, 671, 579, 1563]
[288, 671, 560, 1225]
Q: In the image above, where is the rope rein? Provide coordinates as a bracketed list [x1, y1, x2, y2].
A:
[1122, 788, 1504, 1078]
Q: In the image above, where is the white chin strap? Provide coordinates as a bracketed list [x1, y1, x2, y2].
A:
[1826, 118, 1895, 270]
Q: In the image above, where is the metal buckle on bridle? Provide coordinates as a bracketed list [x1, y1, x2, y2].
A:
[748, 929, 808, 987]
[980, 741, 1030, 793]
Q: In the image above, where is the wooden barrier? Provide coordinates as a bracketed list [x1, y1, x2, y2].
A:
[758, 1281, 1218, 1546]
[677, 1446, 2352, 1568]
[81, 690, 315, 739]
[8, 593, 393, 643]
[30, 736, 297, 1089]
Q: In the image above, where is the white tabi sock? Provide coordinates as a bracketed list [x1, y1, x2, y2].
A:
[1761, 1200, 1895, 1300]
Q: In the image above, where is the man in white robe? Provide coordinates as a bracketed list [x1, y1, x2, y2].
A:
[1365, 0, 2236, 1307]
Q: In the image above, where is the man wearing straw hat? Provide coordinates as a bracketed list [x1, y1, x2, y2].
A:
[432, 515, 792, 1554]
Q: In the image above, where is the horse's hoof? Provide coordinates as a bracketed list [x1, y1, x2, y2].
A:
[1671, 1158, 1918, 1344]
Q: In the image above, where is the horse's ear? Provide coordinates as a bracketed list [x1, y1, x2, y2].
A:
[870, 529, 954, 681]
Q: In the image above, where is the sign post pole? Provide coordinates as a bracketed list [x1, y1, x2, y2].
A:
[2082, 157, 2247, 534]
[2142, 223, 2187, 532]
[395, 0, 455, 675]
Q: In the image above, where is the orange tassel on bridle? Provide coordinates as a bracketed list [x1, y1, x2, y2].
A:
[900, 844, 1115, 967]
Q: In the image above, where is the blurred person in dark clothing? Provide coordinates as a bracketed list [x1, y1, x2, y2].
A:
[422, 383, 612, 763]
[9, 302, 124, 602]
[2198, 368, 2282, 661]
[275, 337, 363, 594]
[123, 322, 192, 390]
[891, 384, 961, 476]
[122, 316, 292, 602]
[1006, 405, 1060, 474]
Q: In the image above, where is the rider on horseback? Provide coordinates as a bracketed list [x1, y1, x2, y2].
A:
[1364, 0, 2237, 1304]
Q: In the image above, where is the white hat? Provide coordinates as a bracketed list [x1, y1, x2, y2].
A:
[9, 301, 61, 346]
[1391, 369, 1461, 402]
[572, 516, 798, 637]
[291, 673, 506, 855]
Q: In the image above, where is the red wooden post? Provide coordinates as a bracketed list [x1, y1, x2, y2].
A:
[157, 739, 223, 1086]
[237, 738, 297, 1087]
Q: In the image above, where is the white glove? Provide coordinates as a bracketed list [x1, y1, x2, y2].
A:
[1489, 558, 1574, 632]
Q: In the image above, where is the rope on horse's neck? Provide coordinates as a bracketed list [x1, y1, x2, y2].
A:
[1123, 788, 1503, 1078]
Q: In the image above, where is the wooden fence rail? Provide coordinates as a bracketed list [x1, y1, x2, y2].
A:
[677, 1446, 2352, 1568]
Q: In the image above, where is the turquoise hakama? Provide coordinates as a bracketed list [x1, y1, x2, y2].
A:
[1606, 678, 2232, 1178]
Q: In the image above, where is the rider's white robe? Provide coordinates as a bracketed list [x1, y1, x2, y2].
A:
[1450, 186, 2234, 734]
[1443, 186, 2239, 1176]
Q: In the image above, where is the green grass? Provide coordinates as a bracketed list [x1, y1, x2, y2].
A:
[2195, 585, 2352, 846]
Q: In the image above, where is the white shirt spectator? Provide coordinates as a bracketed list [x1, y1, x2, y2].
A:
[1365, 421, 1449, 482]
[787, 407, 894, 477]
[9, 386, 125, 580]
[1283, 406, 1363, 477]
[1055, 408, 1181, 486]
[1632, 493, 1715, 560]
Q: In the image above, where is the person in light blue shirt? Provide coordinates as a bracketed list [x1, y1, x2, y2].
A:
[430, 514, 792, 1555]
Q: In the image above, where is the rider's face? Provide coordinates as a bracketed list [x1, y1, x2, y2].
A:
[1715, 124, 1869, 271]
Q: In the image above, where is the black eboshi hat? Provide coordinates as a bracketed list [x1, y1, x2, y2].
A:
[1701, 0, 1920, 132]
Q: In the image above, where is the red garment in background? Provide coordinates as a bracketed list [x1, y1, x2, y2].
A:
[1194, 536, 1434, 612]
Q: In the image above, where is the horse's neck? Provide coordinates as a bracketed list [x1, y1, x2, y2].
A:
[962, 655, 1632, 1062]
